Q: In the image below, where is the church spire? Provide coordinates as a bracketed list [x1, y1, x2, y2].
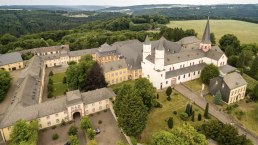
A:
[201, 17, 211, 44]
[200, 17, 212, 52]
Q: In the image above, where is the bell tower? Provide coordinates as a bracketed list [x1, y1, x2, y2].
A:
[200, 17, 211, 52]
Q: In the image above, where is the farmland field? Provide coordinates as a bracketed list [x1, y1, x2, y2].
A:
[167, 20, 258, 44]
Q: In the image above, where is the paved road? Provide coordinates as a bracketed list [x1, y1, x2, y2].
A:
[175, 84, 258, 144]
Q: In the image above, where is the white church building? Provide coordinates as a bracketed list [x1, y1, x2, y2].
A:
[141, 19, 228, 89]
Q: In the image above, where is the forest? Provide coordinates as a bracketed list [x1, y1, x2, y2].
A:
[0, 10, 125, 36]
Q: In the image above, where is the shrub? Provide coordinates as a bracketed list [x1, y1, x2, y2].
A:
[52, 133, 59, 140]
[198, 113, 202, 121]
[49, 71, 54, 76]
[157, 93, 159, 99]
[98, 120, 102, 124]
[68, 125, 78, 136]
[130, 136, 137, 145]
[63, 77, 67, 84]
[153, 101, 162, 108]
[173, 111, 177, 115]
[167, 117, 173, 129]
[235, 110, 245, 120]
[51, 125, 56, 129]
[80, 116, 92, 131]
[87, 128, 96, 140]
[166, 87, 172, 97]
[61, 119, 66, 126]
[167, 96, 171, 101]
[191, 111, 195, 122]
[180, 112, 189, 121]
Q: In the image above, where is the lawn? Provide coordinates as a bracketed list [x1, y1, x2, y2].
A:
[139, 90, 213, 144]
[226, 101, 258, 136]
[167, 20, 258, 44]
[183, 79, 205, 92]
[242, 73, 258, 90]
[50, 73, 67, 97]
[110, 80, 136, 91]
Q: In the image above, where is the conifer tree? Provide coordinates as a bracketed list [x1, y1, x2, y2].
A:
[204, 103, 209, 119]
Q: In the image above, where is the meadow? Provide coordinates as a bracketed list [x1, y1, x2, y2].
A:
[167, 20, 258, 44]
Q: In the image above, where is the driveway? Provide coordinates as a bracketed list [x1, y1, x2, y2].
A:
[89, 110, 127, 145]
[175, 84, 258, 144]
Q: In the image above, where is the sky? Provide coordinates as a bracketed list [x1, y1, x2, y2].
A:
[1, 0, 258, 6]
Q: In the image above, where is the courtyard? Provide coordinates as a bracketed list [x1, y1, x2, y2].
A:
[38, 122, 75, 145]
[89, 109, 127, 145]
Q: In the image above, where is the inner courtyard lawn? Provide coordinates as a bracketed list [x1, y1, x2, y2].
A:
[183, 79, 205, 92]
[139, 90, 212, 144]
[50, 73, 67, 97]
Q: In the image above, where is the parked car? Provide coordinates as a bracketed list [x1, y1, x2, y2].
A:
[93, 128, 101, 134]
[64, 141, 71, 145]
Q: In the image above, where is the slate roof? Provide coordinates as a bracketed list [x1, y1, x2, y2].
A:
[166, 63, 206, 79]
[223, 72, 247, 90]
[178, 36, 200, 45]
[19, 45, 70, 55]
[0, 88, 115, 128]
[68, 48, 98, 57]
[201, 18, 211, 44]
[66, 90, 83, 106]
[219, 65, 237, 75]
[115, 40, 143, 70]
[81, 88, 115, 104]
[0, 52, 23, 66]
[102, 59, 127, 73]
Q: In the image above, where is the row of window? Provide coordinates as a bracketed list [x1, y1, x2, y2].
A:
[231, 87, 246, 96]
[85, 100, 109, 108]
[85, 104, 109, 114]
[109, 70, 127, 77]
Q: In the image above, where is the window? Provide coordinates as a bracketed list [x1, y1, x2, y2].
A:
[55, 114, 58, 117]
[166, 81, 168, 84]
[85, 105, 88, 108]
[99, 101, 102, 104]
[46, 116, 50, 119]
[92, 103, 95, 106]
[183, 75, 185, 78]
[193, 72, 195, 75]
[56, 119, 60, 123]
[161, 74, 163, 77]
[38, 118, 41, 121]
[47, 121, 51, 126]
[188, 73, 190, 77]
[178, 76, 180, 80]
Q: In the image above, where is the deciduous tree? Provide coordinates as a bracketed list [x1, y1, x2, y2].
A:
[0, 70, 11, 102]
[134, 78, 155, 110]
[201, 64, 220, 85]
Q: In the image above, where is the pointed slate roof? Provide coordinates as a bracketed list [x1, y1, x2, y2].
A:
[201, 17, 211, 44]
[156, 37, 166, 50]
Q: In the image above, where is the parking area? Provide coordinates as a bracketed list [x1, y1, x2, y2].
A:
[89, 109, 127, 145]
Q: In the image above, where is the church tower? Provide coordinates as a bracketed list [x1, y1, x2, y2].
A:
[143, 35, 152, 60]
[200, 17, 212, 52]
[154, 37, 165, 71]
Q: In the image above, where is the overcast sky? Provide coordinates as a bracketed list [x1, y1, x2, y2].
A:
[1, 0, 258, 6]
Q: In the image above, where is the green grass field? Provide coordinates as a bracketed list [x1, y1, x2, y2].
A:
[167, 20, 258, 44]
[243, 74, 258, 90]
[50, 73, 67, 97]
[139, 90, 213, 144]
